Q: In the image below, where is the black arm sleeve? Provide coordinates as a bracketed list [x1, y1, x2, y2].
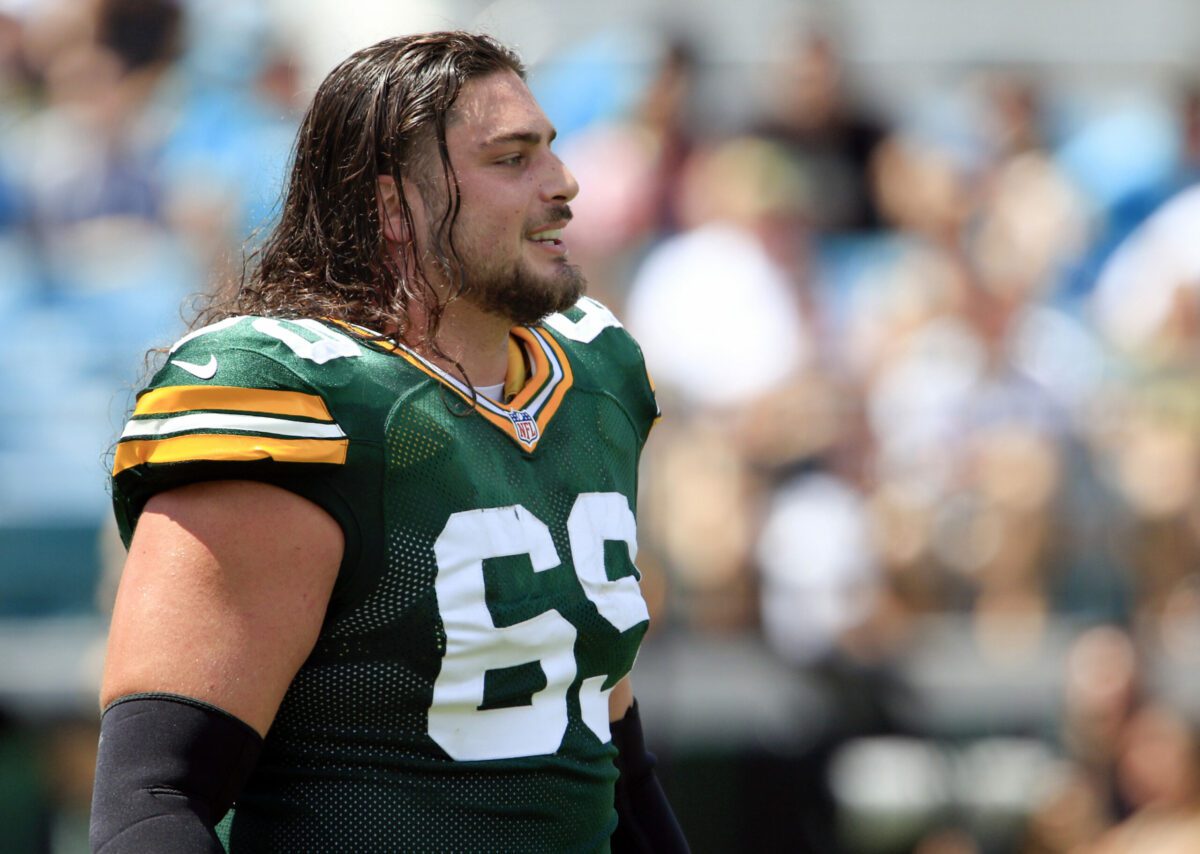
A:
[610, 700, 690, 853]
[89, 693, 263, 854]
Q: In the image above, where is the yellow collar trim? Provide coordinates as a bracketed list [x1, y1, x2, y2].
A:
[503, 335, 528, 402]
[329, 319, 572, 451]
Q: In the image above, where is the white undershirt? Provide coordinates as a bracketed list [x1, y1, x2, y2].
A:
[476, 381, 505, 402]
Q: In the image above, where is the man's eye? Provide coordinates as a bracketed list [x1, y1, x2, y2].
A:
[497, 153, 525, 166]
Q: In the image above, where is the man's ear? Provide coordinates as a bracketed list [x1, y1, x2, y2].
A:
[377, 175, 407, 244]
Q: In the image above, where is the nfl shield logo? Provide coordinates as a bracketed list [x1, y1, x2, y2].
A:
[509, 409, 540, 445]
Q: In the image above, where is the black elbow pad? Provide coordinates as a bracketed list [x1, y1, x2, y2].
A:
[90, 693, 263, 853]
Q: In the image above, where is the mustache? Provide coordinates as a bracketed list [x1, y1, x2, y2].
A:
[531, 205, 573, 230]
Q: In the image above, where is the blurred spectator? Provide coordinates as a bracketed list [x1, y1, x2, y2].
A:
[1092, 183, 1200, 362]
[626, 133, 822, 631]
[1020, 766, 1110, 854]
[15, 0, 182, 232]
[159, 0, 304, 268]
[1093, 703, 1200, 853]
[0, 4, 32, 231]
[980, 73, 1047, 160]
[837, 89, 1099, 635]
[1175, 83, 1200, 188]
[756, 470, 881, 666]
[611, 36, 702, 239]
[753, 29, 889, 234]
[626, 135, 813, 411]
[1060, 627, 1141, 812]
[557, 35, 702, 305]
[913, 828, 981, 854]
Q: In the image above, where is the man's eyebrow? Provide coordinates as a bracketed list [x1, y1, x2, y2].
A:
[479, 128, 558, 148]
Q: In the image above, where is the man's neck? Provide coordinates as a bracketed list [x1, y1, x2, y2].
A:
[409, 297, 514, 387]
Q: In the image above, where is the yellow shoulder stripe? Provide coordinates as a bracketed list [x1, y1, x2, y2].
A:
[135, 385, 333, 421]
[113, 434, 348, 475]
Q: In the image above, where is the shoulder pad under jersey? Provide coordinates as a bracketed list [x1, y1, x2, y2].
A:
[542, 297, 661, 438]
[110, 316, 371, 545]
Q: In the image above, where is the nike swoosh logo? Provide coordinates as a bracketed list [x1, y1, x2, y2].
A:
[171, 355, 218, 380]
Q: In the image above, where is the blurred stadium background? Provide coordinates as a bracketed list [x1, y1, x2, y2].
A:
[4, 0, 1200, 851]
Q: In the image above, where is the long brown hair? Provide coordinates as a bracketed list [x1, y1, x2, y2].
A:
[196, 32, 525, 347]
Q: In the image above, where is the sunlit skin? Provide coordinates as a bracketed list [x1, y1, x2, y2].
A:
[379, 69, 584, 386]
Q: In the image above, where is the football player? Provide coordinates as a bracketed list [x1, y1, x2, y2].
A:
[90, 31, 687, 853]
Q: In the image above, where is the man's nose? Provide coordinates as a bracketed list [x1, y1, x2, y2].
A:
[542, 153, 580, 203]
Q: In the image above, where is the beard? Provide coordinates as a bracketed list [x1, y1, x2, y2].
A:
[461, 253, 586, 326]
[414, 185, 587, 326]
[434, 201, 586, 326]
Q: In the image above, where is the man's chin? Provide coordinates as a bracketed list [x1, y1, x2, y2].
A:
[473, 264, 587, 326]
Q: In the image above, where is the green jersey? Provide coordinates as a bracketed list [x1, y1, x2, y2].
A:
[111, 297, 659, 853]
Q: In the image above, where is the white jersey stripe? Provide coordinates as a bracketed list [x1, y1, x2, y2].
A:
[525, 328, 564, 413]
[167, 316, 243, 354]
[121, 412, 347, 440]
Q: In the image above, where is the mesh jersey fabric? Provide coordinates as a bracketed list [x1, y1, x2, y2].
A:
[110, 298, 659, 853]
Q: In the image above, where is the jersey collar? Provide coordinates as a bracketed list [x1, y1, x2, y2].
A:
[333, 320, 573, 452]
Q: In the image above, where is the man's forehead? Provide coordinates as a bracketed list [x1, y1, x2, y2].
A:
[449, 71, 555, 143]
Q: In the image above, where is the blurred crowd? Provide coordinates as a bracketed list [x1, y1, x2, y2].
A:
[0, 0, 301, 521]
[585, 26, 1200, 854]
[4, 0, 1200, 852]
